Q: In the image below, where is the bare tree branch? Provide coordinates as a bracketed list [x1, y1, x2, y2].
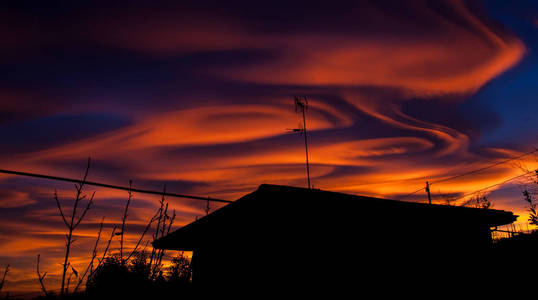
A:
[66, 269, 74, 296]
[120, 180, 133, 264]
[140, 240, 151, 253]
[161, 203, 169, 237]
[155, 205, 171, 273]
[74, 191, 95, 229]
[149, 185, 166, 271]
[54, 190, 69, 227]
[167, 209, 176, 235]
[73, 217, 105, 293]
[36, 255, 48, 297]
[151, 192, 175, 279]
[524, 190, 538, 226]
[58, 157, 93, 297]
[78, 157, 91, 191]
[125, 213, 159, 263]
[0, 264, 9, 293]
[97, 225, 117, 266]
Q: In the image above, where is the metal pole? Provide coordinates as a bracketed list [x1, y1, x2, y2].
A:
[426, 181, 432, 205]
[302, 107, 311, 189]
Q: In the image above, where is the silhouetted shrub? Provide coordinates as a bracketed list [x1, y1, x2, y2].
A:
[168, 252, 192, 285]
[523, 190, 538, 226]
[463, 193, 492, 209]
[128, 251, 153, 285]
[85, 254, 153, 298]
[85, 256, 130, 297]
[85, 251, 192, 298]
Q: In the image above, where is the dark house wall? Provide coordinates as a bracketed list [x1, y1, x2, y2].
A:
[189, 215, 496, 290]
[154, 184, 516, 292]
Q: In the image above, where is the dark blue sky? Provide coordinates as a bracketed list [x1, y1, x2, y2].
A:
[467, 0, 538, 146]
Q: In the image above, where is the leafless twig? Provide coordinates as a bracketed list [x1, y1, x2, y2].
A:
[125, 213, 159, 263]
[66, 268, 74, 295]
[156, 206, 175, 270]
[167, 209, 176, 236]
[524, 190, 538, 226]
[462, 192, 492, 209]
[55, 157, 95, 297]
[119, 180, 133, 264]
[36, 255, 48, 297]
[0, 264, 9, 293]
[73, 217, 108, 293]
[55, 190, 69, 227]
[97, 225, 117, 266]
[149, 186, 166, 271]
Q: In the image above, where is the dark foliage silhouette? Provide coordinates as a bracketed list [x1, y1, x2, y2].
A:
[520, 168, 538, 225]
[168, 252, 192, 285]
[523, 190, 538, 226]
[463, 193, 492, 209]
[86, 255, 146, 298]
[84, 184, 186, 298]
[86, 251, 192, 298]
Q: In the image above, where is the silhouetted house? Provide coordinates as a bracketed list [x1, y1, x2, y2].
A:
[153, 184, 516, 291]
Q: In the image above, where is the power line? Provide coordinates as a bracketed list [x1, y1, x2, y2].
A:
[399, 148, 537, 200]
[399, 187, 426, 200]
[430, 148, 537, 186]
[401, 170, 535, 202]
[450, 170, 536, 202]
[0, 169, 233, 204]
[2, 148, 535, 204]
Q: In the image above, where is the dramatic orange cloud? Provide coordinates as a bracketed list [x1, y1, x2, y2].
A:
[202, 1, 525, 96]
[0, 0, 536, 296]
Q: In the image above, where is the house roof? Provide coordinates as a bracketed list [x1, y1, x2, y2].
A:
[153, 184, 517, 250]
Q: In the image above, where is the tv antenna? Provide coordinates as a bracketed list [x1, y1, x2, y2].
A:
[287, 96, 311, 189]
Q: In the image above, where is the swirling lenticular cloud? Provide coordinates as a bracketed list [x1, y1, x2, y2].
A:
[1, 0, 537, 295]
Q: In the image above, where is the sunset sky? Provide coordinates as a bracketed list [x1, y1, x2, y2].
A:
[1, 0, 538, 296]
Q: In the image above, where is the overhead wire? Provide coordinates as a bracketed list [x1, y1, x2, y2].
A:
[430, 148, 537, 186]
[0, 168, 232, 203]
[398, 148, 537, 200]
[449, 170, 536, 202]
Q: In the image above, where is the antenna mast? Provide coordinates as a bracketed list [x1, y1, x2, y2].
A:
[293, 96, 311, 189]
